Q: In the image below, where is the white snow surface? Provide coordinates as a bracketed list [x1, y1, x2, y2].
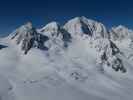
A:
[0, 17, 133, 100]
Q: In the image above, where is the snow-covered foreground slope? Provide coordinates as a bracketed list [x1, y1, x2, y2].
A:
[1, 17, 133, 100]
[0, 75, 14, 100]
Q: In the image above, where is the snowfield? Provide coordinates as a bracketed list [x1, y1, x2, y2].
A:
[0, 75, 14, 100]
[1, 17, 133, 100]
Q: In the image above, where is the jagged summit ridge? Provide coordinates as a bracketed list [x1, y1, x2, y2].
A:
[39, 21, 72, 49]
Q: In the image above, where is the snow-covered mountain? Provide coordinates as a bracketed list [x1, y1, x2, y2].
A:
[64, 16, 109, 39]
[110, 25, 133, 41]
[0, 16, 133, 100]
[8, 22, 49, 54]
[109, 25, 133, 61]
[39, 21, 71, 49]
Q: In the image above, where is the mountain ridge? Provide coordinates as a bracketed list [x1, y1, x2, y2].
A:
[1, 16, 128, 73]
[0, 16, 133, 100]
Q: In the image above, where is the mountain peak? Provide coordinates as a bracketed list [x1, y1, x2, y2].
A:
[110, 25, 133, 41]
[116, 25, 127, 29]
[64, 17, 92, 37]
[112, 25, 130, 31]
[64, 16, 108, 38]
[23, 21, 33, 29]
[39, 21, 71, 49]
[66, 16, 95, 23]
[40, 21, 60, 33]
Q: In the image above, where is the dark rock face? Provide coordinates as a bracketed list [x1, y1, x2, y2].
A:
[21, 29, 49, 54]
[0, 45, 7, 50]
[60, 28, 72, 47]
[96, 39, 126, 73]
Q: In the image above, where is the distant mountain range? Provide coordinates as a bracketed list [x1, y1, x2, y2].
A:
[0, 16, 133, 100]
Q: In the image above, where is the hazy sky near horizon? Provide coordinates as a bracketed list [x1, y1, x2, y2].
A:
[0, 0, 133, 36]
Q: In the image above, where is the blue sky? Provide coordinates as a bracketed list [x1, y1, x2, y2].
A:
[0, 0, 133, 36]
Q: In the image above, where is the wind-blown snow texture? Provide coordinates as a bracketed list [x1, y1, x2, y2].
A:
[0, 16, 133, 100]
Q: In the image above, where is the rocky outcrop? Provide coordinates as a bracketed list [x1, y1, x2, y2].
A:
[95, 39, 126, 73]
[10, 22, 49, 54]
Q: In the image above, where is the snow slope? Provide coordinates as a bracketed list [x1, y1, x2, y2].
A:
[0, 75, 14, 100]
[0, 17, 133, 100]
